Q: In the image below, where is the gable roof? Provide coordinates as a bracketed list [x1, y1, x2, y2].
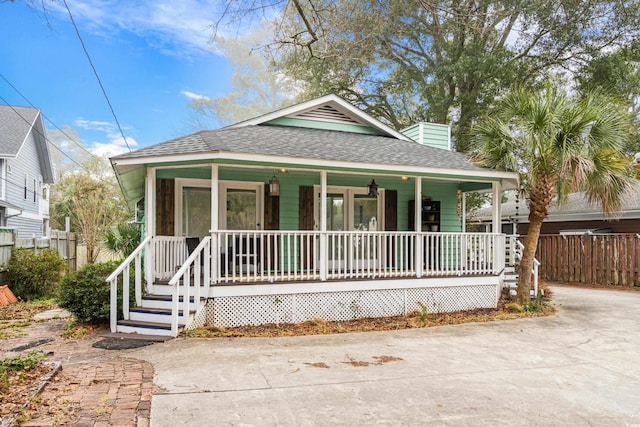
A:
[0, 105, 54, 183]
[0, 105, 40, 157]
[474, 184, 640, 223]
[112, 124, 484, 171]
[226, 94, 412, 141]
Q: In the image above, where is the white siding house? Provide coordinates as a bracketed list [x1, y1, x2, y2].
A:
[0, 105, 54, 237]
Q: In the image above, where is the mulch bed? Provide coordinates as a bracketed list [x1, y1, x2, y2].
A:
[185, 302, 555, 338]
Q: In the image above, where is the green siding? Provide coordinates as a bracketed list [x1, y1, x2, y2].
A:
[265, 117, 384, 135]
[401, 122, 450, 151]
[153, 168, 462, 232]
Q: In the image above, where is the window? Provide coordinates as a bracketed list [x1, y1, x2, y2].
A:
[42, 186, 47, 200]
[24, 175, 28, 200]
[33, 179, 37, 202]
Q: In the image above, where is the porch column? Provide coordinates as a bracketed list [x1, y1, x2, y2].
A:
[492, 181, 503, 274]
[319, 171, 327, 281]
[492, 181, 502, 233]
[414, 177, 422, 278]
[211, 164, 219, 282]
[145, 167, 156, 290]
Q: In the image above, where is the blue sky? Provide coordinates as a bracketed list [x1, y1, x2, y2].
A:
[0, 0, 239, 157]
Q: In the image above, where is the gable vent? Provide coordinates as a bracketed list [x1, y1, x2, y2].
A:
[291, 104, 364, 125]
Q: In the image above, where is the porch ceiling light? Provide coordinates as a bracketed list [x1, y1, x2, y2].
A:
[367, 179, 379, 197]
[268, 175, 280, 196]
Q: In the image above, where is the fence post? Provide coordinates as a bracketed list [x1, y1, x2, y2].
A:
[66, 230, 72, 270]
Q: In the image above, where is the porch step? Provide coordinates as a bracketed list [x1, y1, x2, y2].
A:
[129, 306, 194, 323]
[102, 332, 173, 342]
[141, 294, 202, 310]
[116, 319, 184, 337]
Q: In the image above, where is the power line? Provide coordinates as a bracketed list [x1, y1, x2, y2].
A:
[62, 0, 132, 153]
[0, 95, 89, 172]
[0, 72, 98, 161]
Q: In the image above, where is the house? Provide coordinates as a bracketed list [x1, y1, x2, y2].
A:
[0, 105, 54, 237]
[108, 94, 519, 337]
[473, 185, 640, 235]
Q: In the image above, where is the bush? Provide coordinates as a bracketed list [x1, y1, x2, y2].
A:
[57, 260, 134, 324]
[6, 249, 68, 300]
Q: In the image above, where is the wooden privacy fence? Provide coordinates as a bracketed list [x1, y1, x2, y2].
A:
[536, 234, 640, 287]
[0, 229, 77, 271]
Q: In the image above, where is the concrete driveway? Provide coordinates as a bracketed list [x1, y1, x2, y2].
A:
[131, 286, 640, 426]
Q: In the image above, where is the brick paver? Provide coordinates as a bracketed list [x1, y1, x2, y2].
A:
[1, 320, 155, 426]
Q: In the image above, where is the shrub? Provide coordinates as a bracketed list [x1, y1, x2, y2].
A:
[57, 260, 134, 324]
[6, 249, 68, 300]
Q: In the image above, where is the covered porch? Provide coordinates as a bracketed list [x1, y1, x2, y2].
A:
[107, 94, 518, 336]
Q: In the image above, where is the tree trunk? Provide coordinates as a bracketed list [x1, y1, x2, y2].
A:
[517, 214, 544, 303]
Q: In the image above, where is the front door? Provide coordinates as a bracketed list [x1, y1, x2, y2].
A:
[314, 186, 383, 270]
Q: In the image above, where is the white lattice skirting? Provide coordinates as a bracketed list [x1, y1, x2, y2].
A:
[203, 282, 499, 328]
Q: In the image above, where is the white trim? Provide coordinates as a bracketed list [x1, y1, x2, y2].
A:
[226, 94, 412, 141]
[219, 181, 264, 230]
[312, 185, 385, 231]
[145, 168, 155, 237]
[112, 152, 518, 185]
[209, 275, 500, 297]
[10, 211, 42, 221]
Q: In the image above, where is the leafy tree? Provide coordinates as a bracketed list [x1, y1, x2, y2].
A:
[50, 159, 129, 264]
[472, 85, 635, 302]
[213, 0, 640, 152]
[188, 28, 294, 128]
[576, 47, 640, 154]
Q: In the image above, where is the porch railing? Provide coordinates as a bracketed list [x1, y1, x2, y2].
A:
[154, 236, 188, 280]
[212, 231, 505, 284]
[106, 235, 153, 333]
[168, 236, 211, 336]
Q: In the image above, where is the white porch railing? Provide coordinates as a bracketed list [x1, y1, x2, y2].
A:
[213, 231, 505, 283]
[511, 236, 540, 297]
[168, 236, 211, 336]
[106, 235, 153, 333]
[154, 236, 188, 280]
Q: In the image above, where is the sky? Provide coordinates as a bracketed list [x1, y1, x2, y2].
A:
[0, 0, 241, 159]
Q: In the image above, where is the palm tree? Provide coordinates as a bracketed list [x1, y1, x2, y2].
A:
[473, 85, 635, 303]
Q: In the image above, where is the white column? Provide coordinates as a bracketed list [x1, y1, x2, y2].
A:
[145, 167, 156, 291]
[211, 164, 219, 232]
[461, 191, 467, 233]
[319, 171, 327, 281]
[145, 167, 155, 237]
[492, 181, 502, 233]
[492, 181, 503, 274]
[414, 177, 422, 278]
[211, 164, 219, 282]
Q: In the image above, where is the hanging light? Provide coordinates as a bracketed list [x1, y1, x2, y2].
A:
[268, 175, 280, 196]
[367, 179, 379, 197]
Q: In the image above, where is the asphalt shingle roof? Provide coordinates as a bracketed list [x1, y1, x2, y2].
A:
[112, 125, 486, 172]
[0, 105, 39, 157]
[475, 184, 640, 221]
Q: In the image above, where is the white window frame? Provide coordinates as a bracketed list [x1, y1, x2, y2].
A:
[313, 185, 385, 231]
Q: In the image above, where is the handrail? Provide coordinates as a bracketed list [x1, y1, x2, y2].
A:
[106, 235, 153, 282]
[513, 238, 539, 297]
[168, 236, 211, 336]
[107, 235, 153, 333]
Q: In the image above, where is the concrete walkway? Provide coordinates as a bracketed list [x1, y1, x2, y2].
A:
[131, 286, 640, 426]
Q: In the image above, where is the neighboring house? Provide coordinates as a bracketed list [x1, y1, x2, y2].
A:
[108, 94, 518, 336]
[473, 185, 640, 235]
[0, 105, 54, 237]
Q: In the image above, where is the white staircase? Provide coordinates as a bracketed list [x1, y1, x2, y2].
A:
[107, 236, 211, 338]
[115, 283, 203, 337]
[504, 236, 541, 299]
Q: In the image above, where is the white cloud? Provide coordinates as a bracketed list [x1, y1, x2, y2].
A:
[91, 134, 139, 157]
[181, 90, 210, 101]
[52, 0, 227, 56]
